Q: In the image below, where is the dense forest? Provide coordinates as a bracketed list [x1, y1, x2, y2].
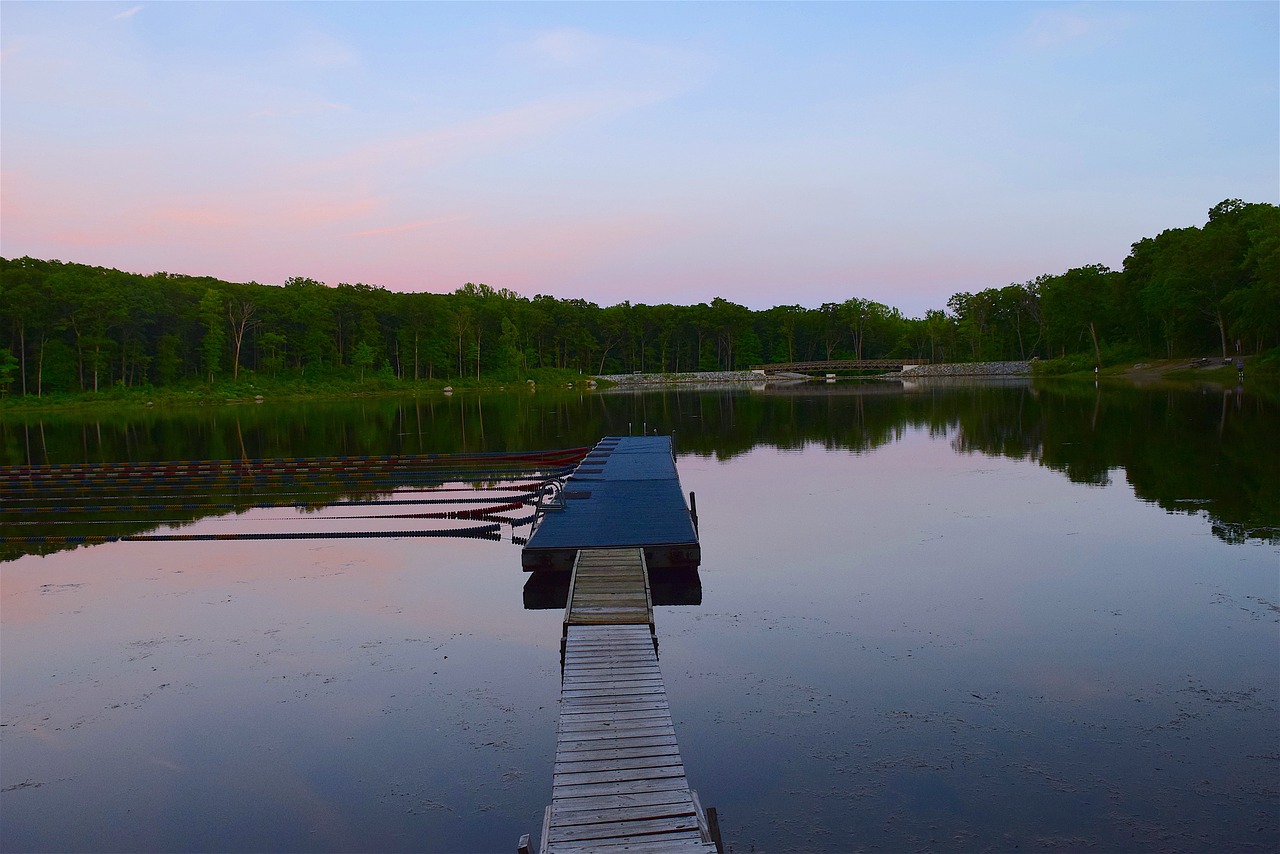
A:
[2, 199, 1276, 397]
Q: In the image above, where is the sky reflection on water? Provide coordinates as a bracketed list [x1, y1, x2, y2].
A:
[2, 382, 1277, 852]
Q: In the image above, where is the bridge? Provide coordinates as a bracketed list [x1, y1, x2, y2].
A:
[751, 358, 928, 373]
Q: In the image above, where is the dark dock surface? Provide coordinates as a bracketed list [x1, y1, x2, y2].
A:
[521, 437, 699, 573]
[538, 548, 717, 853]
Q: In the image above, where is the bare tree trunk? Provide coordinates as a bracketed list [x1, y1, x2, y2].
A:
[37, 335, 46, 397]
[227, 300, 256, 381]
[18, 323, 26, 396]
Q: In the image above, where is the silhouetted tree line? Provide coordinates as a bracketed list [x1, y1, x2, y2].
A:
[2, 199, 1276, 397]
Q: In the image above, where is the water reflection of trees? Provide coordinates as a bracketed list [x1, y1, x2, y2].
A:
[2, 382, 1275, 549]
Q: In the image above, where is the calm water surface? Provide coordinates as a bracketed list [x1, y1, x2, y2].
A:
[1, 381, 1276, 852]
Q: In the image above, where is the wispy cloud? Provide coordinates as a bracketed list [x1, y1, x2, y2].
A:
[113, 5, 143, 21]
[1019, 10, 1132, 51]
[530, 28, 606, 67]
[321, 91, 663, 176]
[344, 216, 467, 238]
[250, 100, 350, 119]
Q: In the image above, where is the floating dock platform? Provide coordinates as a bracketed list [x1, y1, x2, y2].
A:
[521, 436, 700, 573]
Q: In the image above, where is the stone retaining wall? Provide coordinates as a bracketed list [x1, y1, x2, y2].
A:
[595, 371, 768, 385]
[597, 362, 1031, 385]
[897, 361, 1031, 377]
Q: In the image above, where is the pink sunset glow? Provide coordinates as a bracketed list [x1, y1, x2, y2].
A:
[2, 2, 1276, 317]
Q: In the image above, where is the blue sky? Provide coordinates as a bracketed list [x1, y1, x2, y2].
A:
[2, 1, 1276, 316]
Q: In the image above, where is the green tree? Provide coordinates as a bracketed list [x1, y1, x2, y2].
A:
[351, 340, 375, 380]
[198, 288, 225, 383]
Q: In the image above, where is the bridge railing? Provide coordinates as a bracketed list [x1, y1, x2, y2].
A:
[750, 359, 929, 372]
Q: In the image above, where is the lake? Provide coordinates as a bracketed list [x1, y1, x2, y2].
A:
[1, 379, 1277, 853]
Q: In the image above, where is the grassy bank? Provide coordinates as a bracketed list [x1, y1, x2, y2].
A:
[1032, 349, 1280, 384]
[0, 367, 596, 413]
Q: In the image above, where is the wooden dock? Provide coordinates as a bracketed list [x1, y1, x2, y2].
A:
[536, 547, 717, 853]
[522, 437, 700, 573]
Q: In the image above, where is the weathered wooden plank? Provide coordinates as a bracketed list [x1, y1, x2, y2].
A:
[573, 595, 648, 602]
[548, 814, 704, 844]
[562, 642, 654, 653]
[560, 685, 667, 701]
[548, 839, 713, 854]
[561, 685, 666, 699]
[569, 617, 653, 626]
[556, 743, 682, 765]
[553, 724, 677, 744]
[563, 676, 665, 691]
[565, 639, 653, 647]
[566, 636, 652, 645]
[555, 753, 683, 774]
[567, 625, 650, 634]
[563, 661, 657, 672]
[565, 631, 652, 642]
[557, 709, 673, 728]
[570, 611, 651, 621]
[550, 840, 714, 854]
[549, 802, 696, 827]
[561, 661, 661, 674]
[561, 678, 666, 692]
[560, 702, 670, 718]
[570, 601, 649, 610]
[554, 764, 687, 788]
[555, 734, 679, 754]
[561, 674, 663, 687]
[560, 687, 666, 701]
[561, 697, 669, 712]
[558, 717, 672, 735]
[561, 676, 664, 690]
[551, 775, 693, 799]
[563, 654, 657, 666]
[564, 646, 652, 656]
[561, 675, 665, 690]
[549, 789, 693, 812]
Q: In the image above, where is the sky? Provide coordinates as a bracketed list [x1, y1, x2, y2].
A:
[1, 2, 1276, 318]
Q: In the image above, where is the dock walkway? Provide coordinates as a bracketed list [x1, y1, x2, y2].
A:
[539, 547, 716, 853]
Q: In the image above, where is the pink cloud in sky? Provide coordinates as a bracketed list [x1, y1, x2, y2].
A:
[343, 217, 469, 239]
[1, 3, 1273, 316]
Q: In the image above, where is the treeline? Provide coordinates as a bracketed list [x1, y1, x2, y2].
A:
[1, 199, 1276, 396]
